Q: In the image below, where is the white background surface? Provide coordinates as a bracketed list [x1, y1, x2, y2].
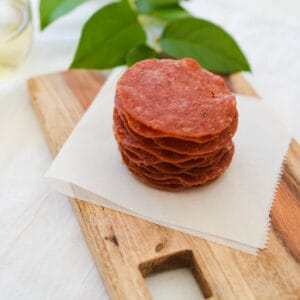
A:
[0, 0, 299, 299]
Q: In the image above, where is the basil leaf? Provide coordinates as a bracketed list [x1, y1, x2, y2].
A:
[137, 2, 190, 21]
[40, 0, 87, 30]
[160, 17, 251, 74]
[70, 1, 146, 69]
[126, 44, 159, 66]
[144, 0, 180, 4]
[149, 5, 190, 21]
[136, 0, 180, 13]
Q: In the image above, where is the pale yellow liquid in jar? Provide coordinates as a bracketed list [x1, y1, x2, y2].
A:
[0, 1, 32, 75]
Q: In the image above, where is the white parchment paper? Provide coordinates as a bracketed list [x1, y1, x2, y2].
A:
[45, 68, 291, 254]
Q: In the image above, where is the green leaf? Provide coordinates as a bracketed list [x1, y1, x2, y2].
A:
[39, 0, 86, 30]
[136, 0, 180, 13]
[144, 0, 180, 4]
[150, 5, 190, 21]
[137, 2, 190, 21]
[160, 17, 251, 74]
[70, 1, 146, 69]
[126, 44, 159, 66]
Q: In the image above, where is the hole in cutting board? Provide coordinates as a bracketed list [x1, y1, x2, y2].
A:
[139, 250, 212, 299]
[146, 268, 204, 300]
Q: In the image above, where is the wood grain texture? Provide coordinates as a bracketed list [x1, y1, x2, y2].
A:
[28, 70, 300, 299]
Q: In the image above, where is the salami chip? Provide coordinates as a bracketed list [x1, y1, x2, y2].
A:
[121, 141, 228, 169]
[115, 107, 234, 158]
[116, 58, 236, 139]
[133, 145, 232, 178]
[119, 144, 160, 166]
[122, 146, 234, 187]
[114, 109, 211, 163]
[121, 142, 233, 176]
[116, 95, 218, 143]
[113, 58, 238, 191]
[113, 109, 186, 163]
[127, 169, 185, 191]
[176, 145, 231, 168]
[121, 153, 185, 191]
[153, 114, 238, 155]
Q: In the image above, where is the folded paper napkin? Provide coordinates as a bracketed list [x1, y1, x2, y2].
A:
[45, 68, 291, 254]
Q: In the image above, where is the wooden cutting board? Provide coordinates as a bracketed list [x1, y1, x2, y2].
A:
[28, 70, 300, 299]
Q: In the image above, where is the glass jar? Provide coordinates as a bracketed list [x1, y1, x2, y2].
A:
[0, 0, 33, 75]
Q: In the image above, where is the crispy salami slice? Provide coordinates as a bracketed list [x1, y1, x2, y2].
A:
[116, 58, 237, 139]
[122, 145, 234, 187]
[113, 58, 238, 191]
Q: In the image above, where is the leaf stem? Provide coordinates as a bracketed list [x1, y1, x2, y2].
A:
[138, 15, 164, 52]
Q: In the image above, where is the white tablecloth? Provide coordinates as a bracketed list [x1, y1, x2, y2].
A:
[1, 0, 299, 299]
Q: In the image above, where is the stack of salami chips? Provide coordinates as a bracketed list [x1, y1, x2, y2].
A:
[113, 58, 238, 191]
